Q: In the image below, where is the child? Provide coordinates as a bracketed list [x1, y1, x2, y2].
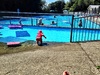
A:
[36, 30, 46, 46]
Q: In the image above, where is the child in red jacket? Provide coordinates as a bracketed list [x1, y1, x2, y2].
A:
[36, 30, 46, 46]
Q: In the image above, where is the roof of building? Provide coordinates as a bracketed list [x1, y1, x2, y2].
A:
[88, 5, 100, 9]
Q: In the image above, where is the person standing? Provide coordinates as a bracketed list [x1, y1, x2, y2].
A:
[38, 18, 43, 25]
[78, 20, 82, 27]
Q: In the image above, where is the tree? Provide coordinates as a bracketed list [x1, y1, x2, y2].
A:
[0, 0, 45, 12]
[64, 2, 71, 10]
[64, 0, 100, 12]
[69, 0, 79, 11]
[48, 0, 65, 13]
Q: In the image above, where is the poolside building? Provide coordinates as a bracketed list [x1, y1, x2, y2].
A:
[87, 5, 100, 14]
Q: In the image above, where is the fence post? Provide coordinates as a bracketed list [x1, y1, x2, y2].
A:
[70, 15, 74, 42]
[36, 18, 38, 26]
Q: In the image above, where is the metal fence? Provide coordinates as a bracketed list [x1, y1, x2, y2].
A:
[70, 15, 100, 42]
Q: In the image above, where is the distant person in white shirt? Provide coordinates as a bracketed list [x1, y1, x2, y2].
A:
[38, 18, 44, 25]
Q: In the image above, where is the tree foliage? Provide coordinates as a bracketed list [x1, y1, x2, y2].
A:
[0, 0, 99, 13]
[0, 0, 45, 12]
[64, 0, 100, 11]
[48, 0, 65, 13]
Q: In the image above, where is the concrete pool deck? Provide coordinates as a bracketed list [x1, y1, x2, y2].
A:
[0, 41, 100, 75]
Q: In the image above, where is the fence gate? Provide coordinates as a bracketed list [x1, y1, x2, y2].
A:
[70, 15, 100, 42]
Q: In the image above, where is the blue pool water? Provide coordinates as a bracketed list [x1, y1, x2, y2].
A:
[0, 15, 100, 43]
[0, 25, 70, 43]
[72, 28, 100, 42]
[74, 18, 100, 29]
[0, 15, 72, 27]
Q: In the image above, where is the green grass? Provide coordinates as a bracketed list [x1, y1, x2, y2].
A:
[96, 66, 100, 69]
[0, 40, 40, 55]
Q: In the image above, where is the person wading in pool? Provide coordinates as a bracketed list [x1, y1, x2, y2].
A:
[36, 30, 46, 46]
[38, 18, 44, 25]
[19, 19, 22, 25]
[78, 20, 82, 27]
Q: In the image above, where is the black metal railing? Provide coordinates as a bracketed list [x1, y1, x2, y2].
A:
[70, 15, 100, 42]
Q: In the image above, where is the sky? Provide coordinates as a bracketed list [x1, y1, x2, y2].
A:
[46, 0, 69, 4]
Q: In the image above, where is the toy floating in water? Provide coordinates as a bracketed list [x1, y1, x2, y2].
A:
[8, 25, 22, 29]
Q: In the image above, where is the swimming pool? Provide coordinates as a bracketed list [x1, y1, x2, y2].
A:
[0, 15, 100, 43]
[1, 15, 72, 27]
[0, 25, 71, 43]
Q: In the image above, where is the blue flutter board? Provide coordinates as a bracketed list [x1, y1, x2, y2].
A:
[16, 31, 30, 37]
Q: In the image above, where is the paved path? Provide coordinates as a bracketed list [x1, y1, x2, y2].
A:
[0, 42, 100, 75]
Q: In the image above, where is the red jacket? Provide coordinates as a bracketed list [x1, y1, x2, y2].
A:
[36, 30, 43, 39]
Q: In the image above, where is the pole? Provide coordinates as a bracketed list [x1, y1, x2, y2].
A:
[70, 15, 74, 42]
